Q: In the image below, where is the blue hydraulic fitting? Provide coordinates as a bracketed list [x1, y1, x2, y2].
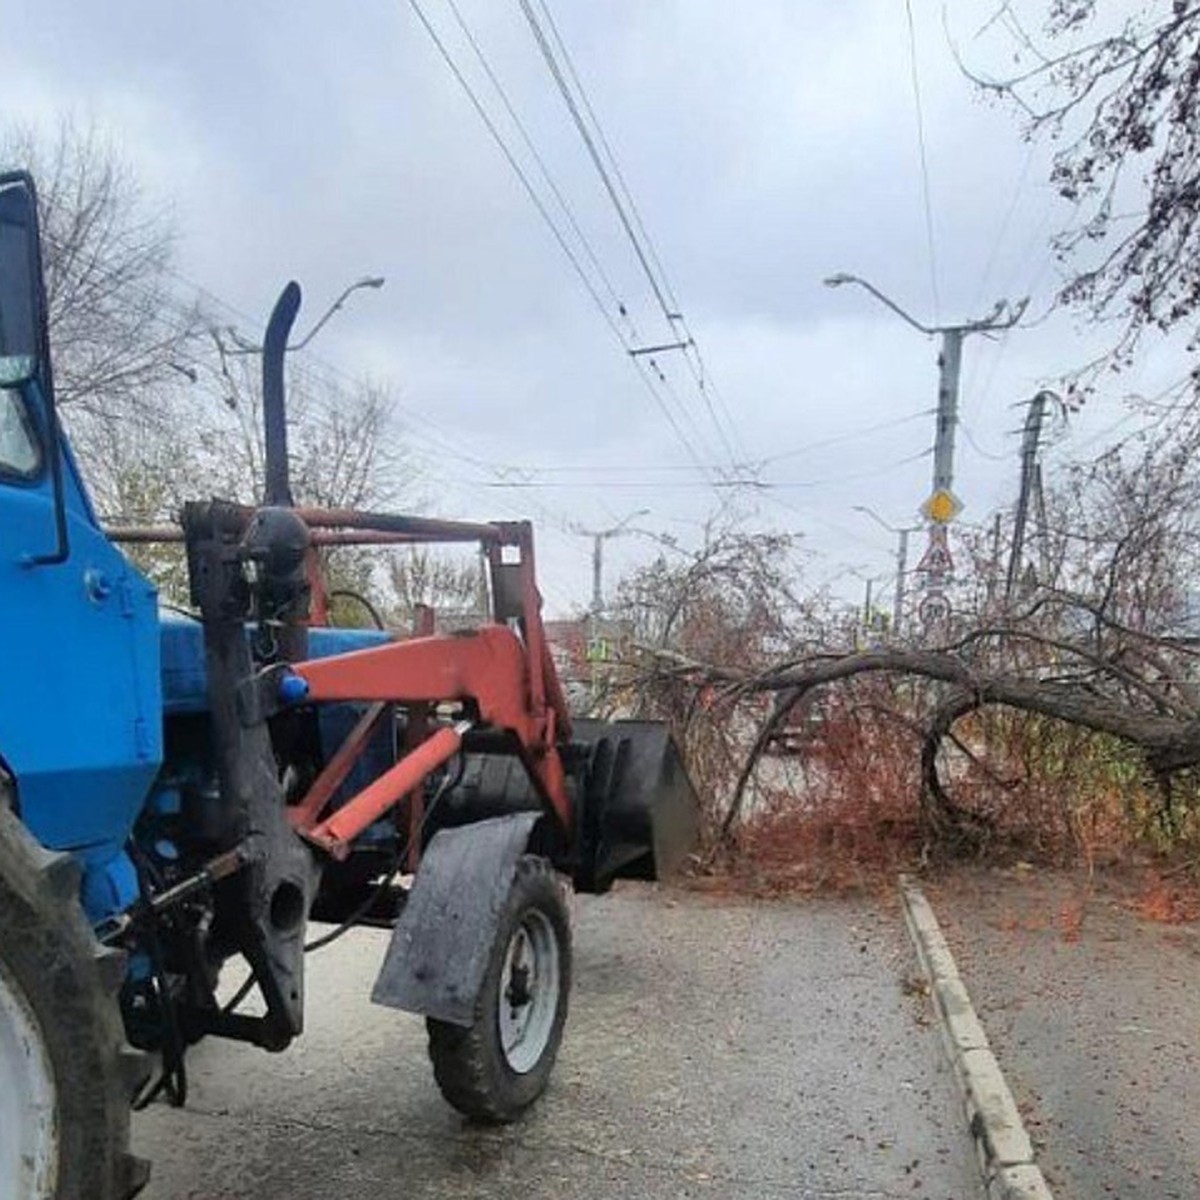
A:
[278, 672, 310, 705]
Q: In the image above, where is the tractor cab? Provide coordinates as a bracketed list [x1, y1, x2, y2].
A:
[0, 172, 162, 868]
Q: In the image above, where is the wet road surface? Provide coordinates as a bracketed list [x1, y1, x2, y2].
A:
[135, 886, 981, 1199]
[932, 867, 1200, 1200]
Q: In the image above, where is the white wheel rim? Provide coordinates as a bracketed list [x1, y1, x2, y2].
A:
[0, 955, 57, 1199]
[497, 909, 560, 1074]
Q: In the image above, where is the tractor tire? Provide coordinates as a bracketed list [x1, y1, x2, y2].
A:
[426, 855, 571, 1123]
[0, 795, 150, 1200]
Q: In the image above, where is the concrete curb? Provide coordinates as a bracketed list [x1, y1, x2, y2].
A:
[899, 876, 1054, 1200]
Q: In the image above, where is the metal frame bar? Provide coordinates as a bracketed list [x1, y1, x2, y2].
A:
[287, 701, 389, 831]
[305, 722, 469, 858]
[139, 505, 574, 861]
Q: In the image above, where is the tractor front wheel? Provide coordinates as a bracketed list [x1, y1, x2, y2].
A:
[0, 796, 148, 1199]
[426, 855, 571, 1122]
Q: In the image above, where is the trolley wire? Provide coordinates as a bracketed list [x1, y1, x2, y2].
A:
[517, 0, 745, 466]
[903, 0, 941, 323]
[405, 0, 723, 488]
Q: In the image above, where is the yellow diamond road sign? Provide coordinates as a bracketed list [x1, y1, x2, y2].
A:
[921, 489, 962, 525]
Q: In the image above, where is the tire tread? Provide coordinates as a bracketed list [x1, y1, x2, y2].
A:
[426, 855, 570, 1123]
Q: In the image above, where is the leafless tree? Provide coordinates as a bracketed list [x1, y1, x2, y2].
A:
[606, 409, 1200, 866]
[387, 548, 486, 630]
[204, 328, 404, 510]
[4, 120, 203, 422]
[608, 524, 830, 830]
[968, 2, 1200, 376]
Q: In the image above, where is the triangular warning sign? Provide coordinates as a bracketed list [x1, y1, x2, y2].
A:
[917, 533, 954, 575]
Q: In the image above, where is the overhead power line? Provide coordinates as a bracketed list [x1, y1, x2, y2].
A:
[532, 0, 679, 312]
[517, 0, 673, 321]
[517, 0, 747, 466]
[476, 444, 932, 491]
[902, 0, 941, 322]
[756, 408, 935, 467]
[403, 0, 721, 487]
[441, 0, 636, 340]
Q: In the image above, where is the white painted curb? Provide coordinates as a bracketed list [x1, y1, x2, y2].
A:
[899, 876, 1054, 1200]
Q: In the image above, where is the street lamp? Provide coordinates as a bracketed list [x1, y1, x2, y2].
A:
[852, 505, 922, 639]
[226, 275, 386, 355]
[824, 272, 1024, 335]
[570, 509, 650, 705]
[830, 273, 1028, 634]
[290, 276, 386, 350]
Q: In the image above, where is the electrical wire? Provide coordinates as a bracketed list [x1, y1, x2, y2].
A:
[971, 140, 1037, 315]
[756, 408, 935, 467]
[477, 444, 933, 490]
[518, 0, 744, 467]
[533, 0, 679, 313]
[442, 0, 637, 340]
[517, 0, 670, 321]
[531, 0, 749, 470]
[405, 0, 723, 490]
[903, 0, 941, 323]
[541, 0, 747, 464]
[959, 419, 1011, 462]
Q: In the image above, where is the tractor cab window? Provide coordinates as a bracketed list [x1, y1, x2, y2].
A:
[0, 387, 41, 479]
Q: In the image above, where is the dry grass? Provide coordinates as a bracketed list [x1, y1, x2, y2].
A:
[697, 690, 1200, 898]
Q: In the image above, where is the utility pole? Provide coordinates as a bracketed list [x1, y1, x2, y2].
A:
[987, 510, 1004, 605]
[571, 509, 649, 702]
[1006, 390, 1056, 599]
[853, 505, 921, 639]
[826, 273, 1027, 632]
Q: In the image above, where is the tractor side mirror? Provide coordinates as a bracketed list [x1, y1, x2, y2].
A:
[0, 173, 49, 388]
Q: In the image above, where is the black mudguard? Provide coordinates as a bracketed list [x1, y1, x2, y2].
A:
[371, 812, 539, 1026]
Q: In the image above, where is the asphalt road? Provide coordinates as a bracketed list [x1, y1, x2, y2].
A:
[134, 886, 981, 1200]
[932, 868, 1200, 1200]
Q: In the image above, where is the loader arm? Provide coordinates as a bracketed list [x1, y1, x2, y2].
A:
[290, 624, 573, 831]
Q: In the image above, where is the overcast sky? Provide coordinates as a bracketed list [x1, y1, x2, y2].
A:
[2, 0, 1179, 616]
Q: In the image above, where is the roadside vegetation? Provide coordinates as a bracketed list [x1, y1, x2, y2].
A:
[14, 3, 1200, 902]
[596, 3, 1200, 898]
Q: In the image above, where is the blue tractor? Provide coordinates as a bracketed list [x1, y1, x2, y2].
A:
[0, 170, 698, 1200]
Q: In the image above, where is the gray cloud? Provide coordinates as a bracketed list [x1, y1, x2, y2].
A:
[0, 0, 1171, 612]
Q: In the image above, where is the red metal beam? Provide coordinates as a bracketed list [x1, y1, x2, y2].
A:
[306, 722, 468, 858]
[288, 702, 389, 832]
[292, 625, 572, 828]
[295, 626, 536, 736]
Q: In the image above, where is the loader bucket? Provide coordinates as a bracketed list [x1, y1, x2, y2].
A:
[428, 720, 700, 894]
[572, 719, 700, 894]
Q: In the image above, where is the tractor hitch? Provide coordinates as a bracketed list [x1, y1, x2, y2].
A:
[95, 845, 249, 944]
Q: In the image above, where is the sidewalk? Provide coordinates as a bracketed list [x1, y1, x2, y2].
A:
[927, 866, 1200, 1200]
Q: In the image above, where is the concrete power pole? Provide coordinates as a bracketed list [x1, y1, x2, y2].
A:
[853, 505, 920, 639]
[571, 509, 648, 702]
[1006, 390, 1056, 600]
[827, 273, 1028, 632]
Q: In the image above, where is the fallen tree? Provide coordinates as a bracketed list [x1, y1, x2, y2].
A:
[606, 431, 1200, 867]
[641, 615, 1200, 850]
